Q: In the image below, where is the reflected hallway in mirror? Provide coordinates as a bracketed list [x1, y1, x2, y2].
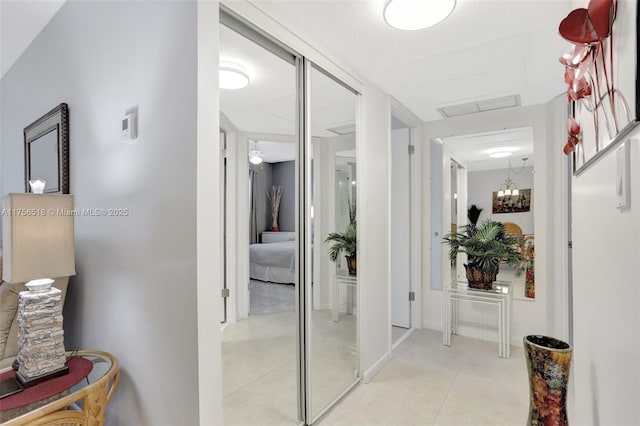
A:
[307, 64, 359, 421]
[219, 15, 299, 426]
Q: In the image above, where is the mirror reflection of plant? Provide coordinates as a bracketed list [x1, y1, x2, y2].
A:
[326, 220, 357, 261]
[467, 204, 483, 226]
[443, 219, 524, 277]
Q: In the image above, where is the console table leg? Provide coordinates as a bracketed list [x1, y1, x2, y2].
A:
[84, 380, 109, 426]
[443, 292, 450, 346]
[332, 278, 339, 322]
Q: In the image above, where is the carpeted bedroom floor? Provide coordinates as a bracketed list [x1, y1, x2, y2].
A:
[249, 280, 295, 315]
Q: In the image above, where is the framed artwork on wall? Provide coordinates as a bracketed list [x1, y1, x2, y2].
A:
[559, 0, 640, 174]
[492, 189, 531, 214]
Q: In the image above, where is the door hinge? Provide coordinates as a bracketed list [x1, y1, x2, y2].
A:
[568, 241, 573, 249]
[408, 145, 415, 155]
[221, 288, 230, 298]
[409, 291, 415, 301]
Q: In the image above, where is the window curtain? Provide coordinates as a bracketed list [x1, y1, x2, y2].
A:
[249, 168, 259, 244]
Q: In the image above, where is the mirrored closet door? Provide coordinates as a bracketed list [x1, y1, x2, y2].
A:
[220, 8, 361, 425]
[220, 12, 299, 426]
[305, 63, 359, 422]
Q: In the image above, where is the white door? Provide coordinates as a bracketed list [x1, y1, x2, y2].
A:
[430, 141, 443, 290]
[391, 128, 411, 328]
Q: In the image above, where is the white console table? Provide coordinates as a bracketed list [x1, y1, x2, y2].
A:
[443, 280, 512, 358]
[332, 274, 357, 322]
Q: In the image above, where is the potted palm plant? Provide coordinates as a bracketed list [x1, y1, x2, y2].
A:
[443, 218, 524, 289]
[325, 220, 357, 276]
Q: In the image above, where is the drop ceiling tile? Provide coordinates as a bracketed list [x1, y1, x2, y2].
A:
[385, 33, 527, 88]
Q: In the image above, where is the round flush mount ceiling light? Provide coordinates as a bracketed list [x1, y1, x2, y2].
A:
[486, 147, 516, 158]
[219, 61, 250, 90]
[248, 149, 263, 165]
[383, 0, 456, 31]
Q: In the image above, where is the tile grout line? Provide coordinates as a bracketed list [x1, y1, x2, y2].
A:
[431, 362, 463, 426]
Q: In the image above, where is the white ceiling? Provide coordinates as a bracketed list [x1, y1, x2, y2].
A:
[220, 24, 356, 138]
[252, 0, 572, 167]
[220, 24, 297, 136]
[0, 0, 65, 78]
[442, 126, 534, 171]
[2, 0, 572, 168]
[256, 0, 572, 122]
[252, 140, 295, 163]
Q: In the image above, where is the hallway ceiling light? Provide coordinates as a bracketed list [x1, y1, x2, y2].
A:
[219, 61, 250, 90]
[383, 0, 456, 31]
[486, 146, 516, 158]
[248, 149, 263, 165]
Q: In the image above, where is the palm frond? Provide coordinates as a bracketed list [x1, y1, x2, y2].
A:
[443, 219, 525, 276]
[325, 221, 357, 262]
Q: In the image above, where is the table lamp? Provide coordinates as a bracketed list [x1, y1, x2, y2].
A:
[2, 193, 76, 387]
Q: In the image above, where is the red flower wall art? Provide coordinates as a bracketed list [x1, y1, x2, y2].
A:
[559, 0, 639, 173]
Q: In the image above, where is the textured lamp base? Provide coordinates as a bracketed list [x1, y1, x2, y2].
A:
[16, 365, 69, 388]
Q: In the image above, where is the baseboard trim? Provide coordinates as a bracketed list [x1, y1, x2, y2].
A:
[362, 351, 391, 383]
[423, 320, 442, 331]
[423, 321, 523, 348]
[312, 303, 331, 311]
[391, 328, 414, 351]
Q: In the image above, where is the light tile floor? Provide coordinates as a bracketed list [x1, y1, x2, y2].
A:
[223, 311, 298, 426]
[224, 303, 574, 426]
[223, 308, 357, 426]
[320, 329, 533, 426]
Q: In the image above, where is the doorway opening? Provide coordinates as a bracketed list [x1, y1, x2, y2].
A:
[390, 115, 412, 346]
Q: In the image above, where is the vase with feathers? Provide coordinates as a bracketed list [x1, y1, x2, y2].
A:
[267, 185, 284, 232]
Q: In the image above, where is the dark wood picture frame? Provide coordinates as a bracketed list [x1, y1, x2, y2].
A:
[24, 103, 70, 194]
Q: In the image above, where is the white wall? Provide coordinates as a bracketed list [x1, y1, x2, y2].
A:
[359, 86, 392, 378]
[422, 101, 568, 345]
[0, 2, 202, 424]
[572, 131, 640, 425]
[467, 166, 535, 234]
[570, 0, 640, 421]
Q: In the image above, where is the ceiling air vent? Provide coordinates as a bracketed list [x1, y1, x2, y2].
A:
[437, 95, 521, 118]
[327, 123, 356, 135]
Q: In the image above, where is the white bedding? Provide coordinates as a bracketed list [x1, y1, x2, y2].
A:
[249, 241, 295, 284]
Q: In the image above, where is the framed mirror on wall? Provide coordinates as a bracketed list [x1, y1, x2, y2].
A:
[24, 103, 70, 194]
[434, 127, 536, 301]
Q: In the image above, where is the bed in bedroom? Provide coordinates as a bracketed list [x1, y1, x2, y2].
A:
[250, 231, 295, 284]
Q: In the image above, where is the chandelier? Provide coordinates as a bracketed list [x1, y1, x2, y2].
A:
[497, 158, 528, 199]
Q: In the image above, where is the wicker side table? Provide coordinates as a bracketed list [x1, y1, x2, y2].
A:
[0, 350, 119, 426]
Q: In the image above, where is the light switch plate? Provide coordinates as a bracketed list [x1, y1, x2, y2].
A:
[120, 106, 138, 141]
[615, 140, 631, 209]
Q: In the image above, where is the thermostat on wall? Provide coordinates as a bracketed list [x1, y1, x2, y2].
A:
[121, 107, 138, 141]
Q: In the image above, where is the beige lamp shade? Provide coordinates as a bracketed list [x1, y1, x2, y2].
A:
[2, 193, 76, 283]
